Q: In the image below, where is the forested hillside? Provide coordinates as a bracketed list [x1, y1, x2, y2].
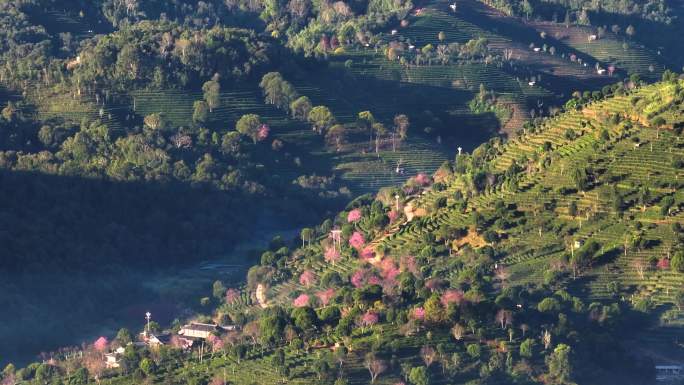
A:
[5, 76, 684, 384]
[1, 0, 684, 378]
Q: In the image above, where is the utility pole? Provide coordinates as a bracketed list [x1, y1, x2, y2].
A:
[145, 312, 151, 337]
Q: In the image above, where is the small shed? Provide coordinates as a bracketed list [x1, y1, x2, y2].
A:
[178, 323, 220, 339]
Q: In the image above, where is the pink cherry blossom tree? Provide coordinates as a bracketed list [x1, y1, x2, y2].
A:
[400, 255, 419, 276]
[316, 288, 336, 306]
[93, 336, 108, 352]
[207, 334, 224, 353]
[411, 307, 425, 321]
[349, 269, 366, 288]
[388, 210, 399, 223]
[359, 311, 379, 331]
[368, 275, 381, 285]
[440, 289, 465, 307]
[351, 269, 366, 288]
[347, 208, 362, 223]
[361, 247, 375, 260]
[299, 270, 316, 286]
[349, 231, 365, 249]
[293, 294, 310, 307]
[657, 258, 670, 270]
[380, 258, 400, 282]
[257, 124, 270, 141]
[414, 173, 431, 186]
[324, 247, 341, 265]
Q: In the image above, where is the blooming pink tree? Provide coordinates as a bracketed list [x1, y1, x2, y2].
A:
[351, 269, 366, 288]
[93, 337, 108, 352]
[368, 275, 381, 285]
[299, 270, 316, 287]
[347, 208, 362, 223]
[440, 289, 465, 307]
[411, 307, 425, 321]
[257, 124, 270, 141]
[414, 173, 431, 186]
[388, 210, 399, 223]
[207, 334, 224, 353]
[324, 247, 341, 265]
[316, 288, 336, 306]
[380, 258, 400, 282]
[359, 311, 379, 330]
[657, 258, 670, 270]
[293, 294, 310, 307]
[349, 231, 365, 249]
[361, 247, 375, 260]
[225, 288, 240, 304]
[401, 255, 419, 276]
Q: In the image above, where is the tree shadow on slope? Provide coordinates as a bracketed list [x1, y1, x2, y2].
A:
[0, 169, 308, 367]
[295, 65, 503, 151]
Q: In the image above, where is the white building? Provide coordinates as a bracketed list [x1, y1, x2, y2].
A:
[104, 347, 125, 369]
[178, 323, 221, 339]
[656, 365, 684, 381]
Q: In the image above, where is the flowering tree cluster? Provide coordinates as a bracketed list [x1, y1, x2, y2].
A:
[324, 246, 341, 264]
[441, 289, 465, 307]
[401, 255, 419, 276]
[207, 334, 224, 352]
[347, 208, 362, 223]
[93, 337, 108, 352]
[316, 288, 336, 306]
[411, 307, 425, 320]
[657, 258, 670, 270]
[299, 270, 316, 286]
[359, 311, 379, 328]
[381, 258, 400, 279]
[361, 247, 375, 260]
[349, 231, 366, 249]
[414, 173, 432, 186]
[293, 294, 310, 307]
[257, 124, 270, 141]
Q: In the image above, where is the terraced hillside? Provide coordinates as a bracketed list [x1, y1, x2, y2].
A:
[119, 79, 681, 385]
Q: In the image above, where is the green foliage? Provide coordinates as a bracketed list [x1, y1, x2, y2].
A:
[235, 114, 263, 143]
[546, 344, 573, 384]
[672, 251, 684, 272]
[212, 280, 226, 300]
[308, 106, 335, 134]
[537, 297, 561, 313]
[193, 100, 209, 124]
[409, 366, 431, 385]
[466, 343, 481, 359]
[520, 338, 535, 358]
